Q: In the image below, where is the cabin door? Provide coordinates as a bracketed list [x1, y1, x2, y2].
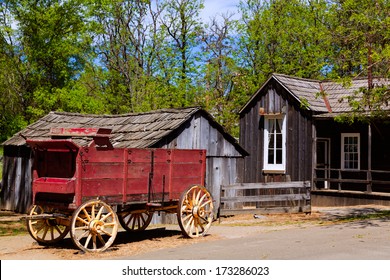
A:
[316, 138, 331, 189]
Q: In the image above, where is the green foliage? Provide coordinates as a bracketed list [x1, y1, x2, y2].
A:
[237, 0, 333, 86]
[1, 0, 390, 139]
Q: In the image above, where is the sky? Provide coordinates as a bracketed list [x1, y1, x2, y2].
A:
[201, 0, 241, 22]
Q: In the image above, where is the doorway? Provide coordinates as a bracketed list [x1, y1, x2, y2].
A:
[316, 138, 331, 189]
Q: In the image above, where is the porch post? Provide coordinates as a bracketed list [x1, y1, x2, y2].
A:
[312, 123, 316, 190]
[367, 123, 372, 193]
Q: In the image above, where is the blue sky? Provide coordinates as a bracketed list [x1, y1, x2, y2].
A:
[201, 0, 241, 22]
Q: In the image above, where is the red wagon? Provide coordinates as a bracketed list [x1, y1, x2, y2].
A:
[24, 128, 214, 252]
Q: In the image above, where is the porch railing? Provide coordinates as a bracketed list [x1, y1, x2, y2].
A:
[313, 168, 390, 193]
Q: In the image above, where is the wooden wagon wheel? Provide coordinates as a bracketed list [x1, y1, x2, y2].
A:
[177, 185, 214, 238]
[70, 199, 119, 253]
[26, 205, 69, 245]
[118, 210, 153, 232]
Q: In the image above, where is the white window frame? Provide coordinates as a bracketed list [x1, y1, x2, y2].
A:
[263, 115, 286, 173]
[341, 133, 360, 170]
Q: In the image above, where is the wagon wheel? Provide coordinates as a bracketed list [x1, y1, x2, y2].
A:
[26, 205, 70, 245]
[118, 210, 153, 232]
[177, 185, 214, 238]
[70, 200, 119, 253]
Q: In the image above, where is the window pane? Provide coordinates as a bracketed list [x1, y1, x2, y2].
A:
[276, 149, 282, 164]
[275, 120, 281, 133]
[276, 134, 282, 149]
[269, 134, 274, 148]
[268, 149, 274, 164]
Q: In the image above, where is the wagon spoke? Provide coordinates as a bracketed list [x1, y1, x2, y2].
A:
[33, 221, 45, 234]
[96, 205, 105, 220]
[82, 208, 92, 222]
[50, 227, 55, 240]
[126, 215, 134, 227]
[91, 204, 96, 220]
[195, 189, 202, 204]
[92, 235, 97, 250]
[140, 214, 146, 225]
[97, 233, 106, 246]
[41, 226, 49, 240]
[53, 225, 62, 235]
[103, 222, 116, 227]
[184, 216, 194, 232]
[131, 217, 137, 230]
[99, 229, 113, 237]
[199, 193, 208, 203]
[76, 216, 89, 226]
[200, 199, 212, 208]
[84, 234, 92, 248]
[101, 212, 112, 222]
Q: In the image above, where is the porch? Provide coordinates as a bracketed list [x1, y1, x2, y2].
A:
[313, 117, 390, 206]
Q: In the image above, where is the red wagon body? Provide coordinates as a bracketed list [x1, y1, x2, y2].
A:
[25, 128, 214, 252]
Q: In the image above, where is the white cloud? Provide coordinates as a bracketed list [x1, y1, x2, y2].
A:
[201, 0, 240, 22]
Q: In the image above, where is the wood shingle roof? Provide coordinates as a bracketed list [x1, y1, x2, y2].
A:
[241, 73, 390, 114]
[3, 107, 244, 154]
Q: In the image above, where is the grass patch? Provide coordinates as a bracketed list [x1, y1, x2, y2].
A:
[334, 210, 390, 223]
[217, 210, 390, 227]
[0, 221, 27, 236]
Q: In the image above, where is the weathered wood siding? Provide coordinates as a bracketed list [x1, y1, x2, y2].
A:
[238, 80, 313, 183]
[0, 146, 33, 213]
[156, 112, 243, 207]
[220, 181, 311, 215]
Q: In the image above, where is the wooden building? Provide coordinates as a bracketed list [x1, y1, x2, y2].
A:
[238, 73, 390, 206]
[1, 107, 247, 213]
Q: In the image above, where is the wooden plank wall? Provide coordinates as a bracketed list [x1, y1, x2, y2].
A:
[238, 81, 313, 183]
[0, 147, 33, 213]
[220, 181, 311, 215]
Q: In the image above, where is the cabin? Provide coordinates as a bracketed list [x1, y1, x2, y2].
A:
[238, 73, 390, 206]
[0, 107, 248, 213]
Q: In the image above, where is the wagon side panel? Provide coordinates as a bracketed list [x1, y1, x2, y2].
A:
[169, 149, 206, 200]
[80, 146, 125, 204]
[125, 149, 153, 202]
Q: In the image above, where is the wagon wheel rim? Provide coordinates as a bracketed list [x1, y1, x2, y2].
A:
[26, 205, 69, 244]
[118, 210, 153, 232]
[70, 200, 118, 253]
[177, 185, 214, 238]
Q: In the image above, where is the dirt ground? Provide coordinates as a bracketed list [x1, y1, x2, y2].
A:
[1, 205, 390, 260]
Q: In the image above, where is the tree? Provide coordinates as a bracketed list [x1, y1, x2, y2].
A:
[159, 0, 204, 107]
[5, 0, 90, 121]
[198, 13, 243, 135]
[0, 0, 28, 141]
[329, 0, 390, 117]
[237, 0, 333, 90]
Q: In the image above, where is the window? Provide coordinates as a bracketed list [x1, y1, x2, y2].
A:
[341, 133, 360, 170]
[263, 116, 286, 172]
